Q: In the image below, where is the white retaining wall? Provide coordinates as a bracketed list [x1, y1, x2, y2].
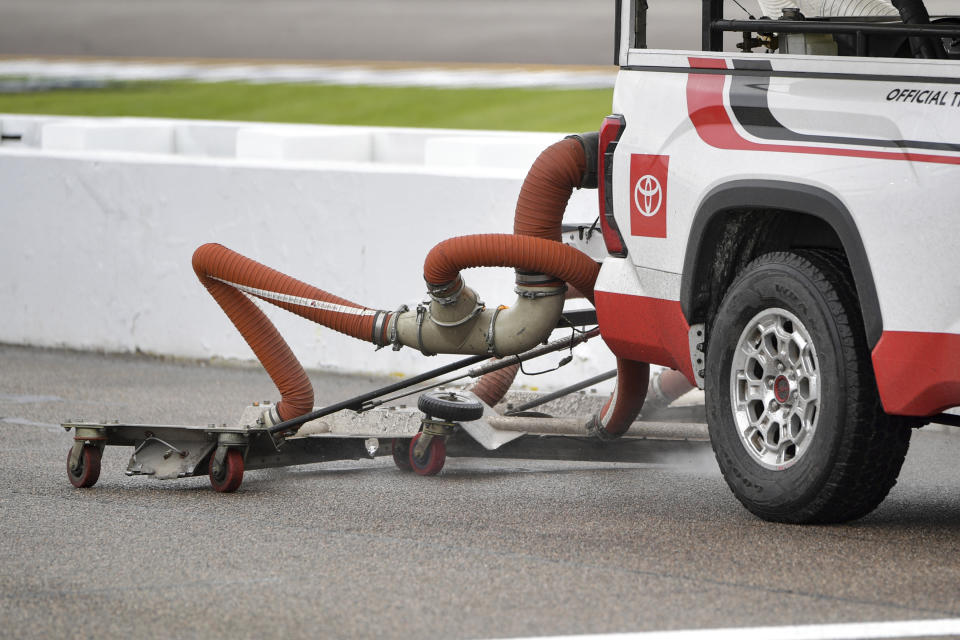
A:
[0, 115, 615, 390]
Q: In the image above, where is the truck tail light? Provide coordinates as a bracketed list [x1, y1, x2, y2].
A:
[598, 114, 628, 257]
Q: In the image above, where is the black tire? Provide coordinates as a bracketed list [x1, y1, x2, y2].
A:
[418, 390, 484, 422]
[706, 250, 911, 524]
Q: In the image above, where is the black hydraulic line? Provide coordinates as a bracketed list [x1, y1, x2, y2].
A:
[362, 328, 603, 411]
[505, 369, 617, 416]
[267, 328, 602, 435]
[465, 328, 600, 378]
[267, 353, 488, 435]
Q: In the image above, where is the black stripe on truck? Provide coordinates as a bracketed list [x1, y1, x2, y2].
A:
[729, 59, 960, 153]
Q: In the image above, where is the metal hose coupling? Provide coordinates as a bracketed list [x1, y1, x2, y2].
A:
[258, 404, 284, 429]
[426, 276, 466, 305]
[585, 413, 620, 442]
[390, 276, 565, 357]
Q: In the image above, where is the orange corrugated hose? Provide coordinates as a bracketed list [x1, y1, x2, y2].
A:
[424, 234, 598, 301]
[192, 244, 378, 421]
[589, 358, 650, 439]
[469, 364, 520, 407]
[471, 137, 589, 406]
[192, 233, 598, 421]
[513, 136, 586, 242]
[435, 138, 648, 437]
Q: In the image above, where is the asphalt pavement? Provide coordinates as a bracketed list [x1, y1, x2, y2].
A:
[2, 344, 960, 639]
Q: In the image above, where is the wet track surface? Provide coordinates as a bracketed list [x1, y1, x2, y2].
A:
[2, 344, 960, 638]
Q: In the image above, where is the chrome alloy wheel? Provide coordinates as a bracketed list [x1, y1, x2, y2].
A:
[730, 308, 820, 470]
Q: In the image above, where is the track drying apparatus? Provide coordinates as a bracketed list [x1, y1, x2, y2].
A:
[63, 135, 701, 493]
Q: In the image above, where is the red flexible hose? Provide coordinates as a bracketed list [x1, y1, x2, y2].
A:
[514, 137, 586, 242]
[470, 363, 521, 407]
[471, 137, 588, 405]
[193, 243, 378, 421]
[589, 358, 650, 439]
[424, 234, 599, 303]
[506, 137, 650, 436]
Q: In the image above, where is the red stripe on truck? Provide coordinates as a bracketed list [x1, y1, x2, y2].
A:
[686, 57, 960, 166]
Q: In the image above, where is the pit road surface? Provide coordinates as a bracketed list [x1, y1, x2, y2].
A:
[2, 344, 960, 638]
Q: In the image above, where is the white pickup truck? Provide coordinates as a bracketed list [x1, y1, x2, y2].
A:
[594, 0, 960, 522]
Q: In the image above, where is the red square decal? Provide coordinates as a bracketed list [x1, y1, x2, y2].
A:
[629, 154, 669, 238]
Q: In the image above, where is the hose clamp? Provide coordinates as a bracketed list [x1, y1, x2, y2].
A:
[427, 300, 485, 328]
[268, 404, 282, 428]
[585, 413, 619, 442]
[515, 285, 567, 300]
[415, 304, 437, 356]
[426, 277, 464, 306]
[388, 304, 408, 351]
[515, 271, 560, 286]
[258, 404, 283, 430]
[485, 305, 507, 356]
[371, 310, 389, 349]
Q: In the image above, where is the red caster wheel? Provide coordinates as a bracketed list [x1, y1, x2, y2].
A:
[209, 449, 244, 493]
[392, 438, 413, 472]
[67, 446, 101, 488]
[408, 433, 446, 476]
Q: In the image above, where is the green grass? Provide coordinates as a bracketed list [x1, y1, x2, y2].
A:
[0, 80, 613, 132]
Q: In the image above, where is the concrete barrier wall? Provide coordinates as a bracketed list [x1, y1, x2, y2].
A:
[0, 115, 615, 391]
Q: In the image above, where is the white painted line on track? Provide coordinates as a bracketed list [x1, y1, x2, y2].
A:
[0, 58, 617, 90]
[504, 618, 960, 640]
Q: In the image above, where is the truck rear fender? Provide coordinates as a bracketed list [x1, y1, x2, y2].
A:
[680, 180, 882, 349]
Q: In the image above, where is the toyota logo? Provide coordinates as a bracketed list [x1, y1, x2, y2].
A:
[634, 174, 663, 218]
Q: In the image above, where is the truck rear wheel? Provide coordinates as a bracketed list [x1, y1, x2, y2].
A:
[706, 250, 911, 523]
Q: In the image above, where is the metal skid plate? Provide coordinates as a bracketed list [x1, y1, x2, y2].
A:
[61, 423, 225, 480]
[126, 428, 217, 479]
[456, 395, 525, 450]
